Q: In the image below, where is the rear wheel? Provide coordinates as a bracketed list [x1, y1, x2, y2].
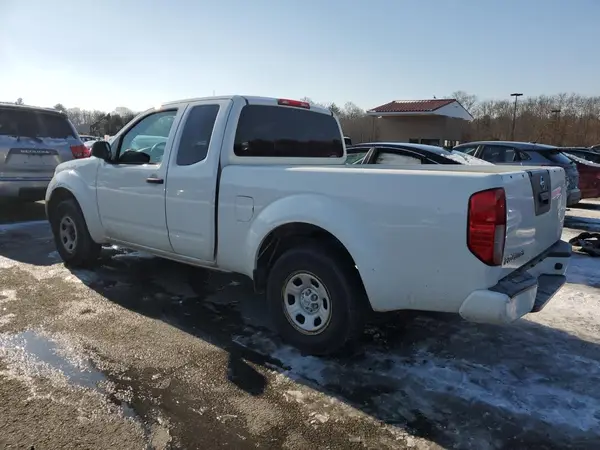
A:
[50, 199, 101, 267]
[266, 242, 367, 355]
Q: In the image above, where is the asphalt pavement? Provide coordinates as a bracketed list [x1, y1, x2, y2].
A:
[1, 200, 600, 449]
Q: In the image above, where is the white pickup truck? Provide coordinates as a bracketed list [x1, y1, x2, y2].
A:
[45, 95, 571, 355]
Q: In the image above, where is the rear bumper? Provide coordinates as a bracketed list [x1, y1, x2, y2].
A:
[0, 177, 51, 201]
[567, 188, 582, 206]
[459, 240, 571, 325]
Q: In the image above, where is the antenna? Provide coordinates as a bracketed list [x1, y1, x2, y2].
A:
[212, 90, 215, 96]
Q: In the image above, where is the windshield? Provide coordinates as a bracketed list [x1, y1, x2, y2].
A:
[445, 151, 494, 165]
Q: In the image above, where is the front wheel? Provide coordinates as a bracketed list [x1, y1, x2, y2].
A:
[266, 243, 367, 355]
[50, 199, 101, 267]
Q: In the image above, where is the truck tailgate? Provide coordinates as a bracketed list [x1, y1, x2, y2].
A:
[500, 166, 567, 274]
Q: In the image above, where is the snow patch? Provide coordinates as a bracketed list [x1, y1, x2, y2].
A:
[0, 255, 17, 269]
[0, 313, 16, 327]
[565, 253, 600, 287]
[0, 289, 17, 305]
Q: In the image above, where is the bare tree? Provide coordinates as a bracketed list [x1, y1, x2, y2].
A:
[451, 90, 478, 113]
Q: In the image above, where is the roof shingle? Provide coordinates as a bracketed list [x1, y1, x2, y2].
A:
[369, 99, 456, 113]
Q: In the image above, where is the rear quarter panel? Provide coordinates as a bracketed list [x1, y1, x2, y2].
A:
[217, 165, 525, 313]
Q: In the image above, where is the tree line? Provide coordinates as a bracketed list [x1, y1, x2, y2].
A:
[304, 92, 600, 147]
[51, 103, 137, 136]
[10, 93, 600, 147]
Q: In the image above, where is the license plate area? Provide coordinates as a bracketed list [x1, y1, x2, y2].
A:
[527, 169, 551, 216]
[6, 148, 59, 168]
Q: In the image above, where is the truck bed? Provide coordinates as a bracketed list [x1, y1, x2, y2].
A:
[218, 163, 567, 313]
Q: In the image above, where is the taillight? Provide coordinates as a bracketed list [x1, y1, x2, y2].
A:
[277, 98, 310, 109]
[467, 188, 506, 266]
[70, 144, 90, 159]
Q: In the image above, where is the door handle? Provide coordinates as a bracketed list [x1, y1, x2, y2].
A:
[146, 177, 164, 184]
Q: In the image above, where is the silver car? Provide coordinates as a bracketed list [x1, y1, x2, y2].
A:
[0, 104, 87, 202]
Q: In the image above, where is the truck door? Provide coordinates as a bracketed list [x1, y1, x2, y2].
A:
[96, 107, 184, 251]
[164, 99, 229, 262]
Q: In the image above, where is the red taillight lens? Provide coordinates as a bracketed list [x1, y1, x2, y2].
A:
[277, 98, 310, 109]
[467, 188, 506, 266]
[70, 144, 90, 159]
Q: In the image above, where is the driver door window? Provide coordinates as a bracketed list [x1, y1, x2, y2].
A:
[118, 110, 177, 164]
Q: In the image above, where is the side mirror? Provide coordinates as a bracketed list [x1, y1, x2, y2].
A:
[91, 141, 111, 161]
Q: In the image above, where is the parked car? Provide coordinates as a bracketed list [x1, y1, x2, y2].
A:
[561, 147, 600, 164]
[561, 149, 600, 200]
[453, 141, 582, 206]
[347, 142, 493, 166]
[0, 104, 88, 202]
[46, 95, 570, 355]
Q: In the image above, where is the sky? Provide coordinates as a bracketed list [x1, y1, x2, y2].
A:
[1, 0, 599, 112]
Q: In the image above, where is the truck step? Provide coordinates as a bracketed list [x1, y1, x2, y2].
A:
[531, 274, 567, 313]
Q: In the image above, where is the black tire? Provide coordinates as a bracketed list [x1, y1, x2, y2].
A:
[50, 198, 101, 267]
[266, 242, 367, 356]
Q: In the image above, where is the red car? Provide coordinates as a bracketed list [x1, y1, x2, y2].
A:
[562, 148, 600, 200]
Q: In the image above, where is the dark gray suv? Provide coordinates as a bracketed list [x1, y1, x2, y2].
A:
[0, 104, 87, 202]
[453, 141, 581, 206]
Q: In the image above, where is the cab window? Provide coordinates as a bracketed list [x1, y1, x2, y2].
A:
[234, 105, 343, 158]
[118, 110, 177, 164]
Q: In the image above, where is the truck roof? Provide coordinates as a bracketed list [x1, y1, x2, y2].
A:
[160, 95, 333, 116]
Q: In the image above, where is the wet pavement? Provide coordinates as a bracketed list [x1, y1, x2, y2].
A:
[1, 201, 600, 449]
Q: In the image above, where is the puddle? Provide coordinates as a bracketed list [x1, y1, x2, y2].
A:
[0, 330, 137, 419]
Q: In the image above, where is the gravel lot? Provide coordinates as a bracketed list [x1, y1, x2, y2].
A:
[1, 201, 600, 449]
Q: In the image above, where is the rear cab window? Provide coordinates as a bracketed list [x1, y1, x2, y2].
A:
[0, 107, 76, 139]
[234, 105, 343, 158]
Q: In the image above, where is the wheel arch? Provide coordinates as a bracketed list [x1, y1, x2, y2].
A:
[244, 194, 375, 304]
[253, 221, 363, 290]
[46, 175, 105, 243]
